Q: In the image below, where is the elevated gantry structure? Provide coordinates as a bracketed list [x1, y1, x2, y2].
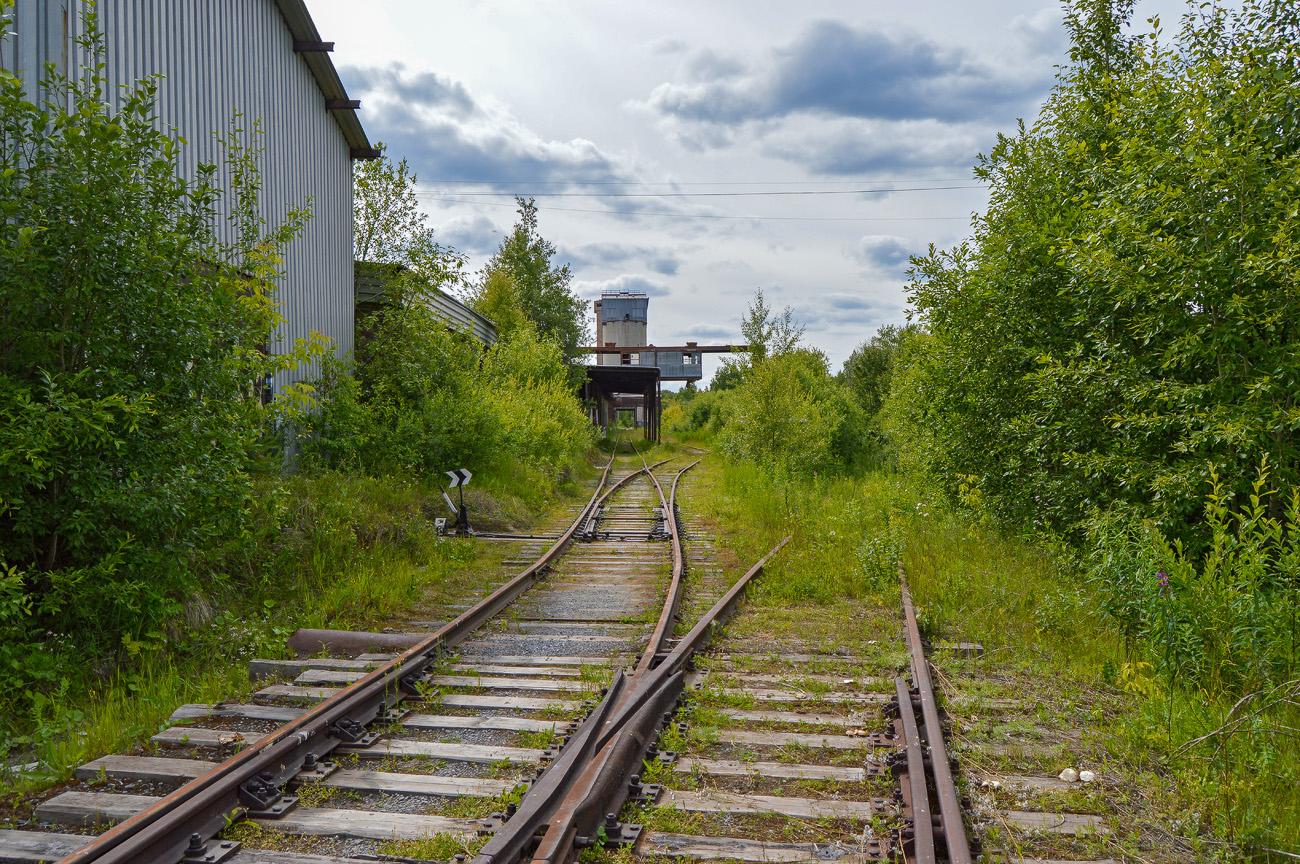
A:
[580, 291, 743, 440]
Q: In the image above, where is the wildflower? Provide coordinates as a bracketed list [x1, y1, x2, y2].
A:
[1157, 569, 1170, 595]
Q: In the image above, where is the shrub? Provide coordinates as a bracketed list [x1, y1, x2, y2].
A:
[719, 350, 864, 476]
[1087, 459, 1300, 694]
[0, 13, 309, 663]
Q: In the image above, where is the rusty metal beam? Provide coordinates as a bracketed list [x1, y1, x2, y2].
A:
[579, 344, 745, 354]
[894, 677, 934, 863]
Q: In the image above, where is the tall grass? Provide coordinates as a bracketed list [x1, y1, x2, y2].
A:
[689, 446, 1300, 853]
[1, 462, 594, 791]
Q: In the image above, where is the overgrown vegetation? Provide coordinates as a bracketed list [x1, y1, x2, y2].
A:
[0, 11, 319, 702]
[671, 1, 1300, 850]
[0, 8, 596, 783]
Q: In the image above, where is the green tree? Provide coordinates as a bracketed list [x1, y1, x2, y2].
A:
[474, 269, 528, 340]
[0, 12, 310, 658]
[353, 146, 466, 285]
[897, 0, 1300, 550]
[720, 349, 855, 476]
[713, 289, 804, 389]
[840, 323, 920, 417]
[470, 198, 588, 359]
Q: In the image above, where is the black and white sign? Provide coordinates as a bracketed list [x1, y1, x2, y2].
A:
[446, 468, 473, 488]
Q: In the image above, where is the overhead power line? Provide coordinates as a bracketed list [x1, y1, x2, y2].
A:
[416, 184, 980, 199]
[419, 194, 971, 222]
[421, 177, 978, 186]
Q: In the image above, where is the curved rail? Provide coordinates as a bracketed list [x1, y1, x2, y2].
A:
[61, 447, 632, 864]
[633, 449, 700, 677]
[475, 532, 794, 864]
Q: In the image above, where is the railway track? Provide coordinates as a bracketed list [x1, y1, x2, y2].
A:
[1, 443, 977, 864]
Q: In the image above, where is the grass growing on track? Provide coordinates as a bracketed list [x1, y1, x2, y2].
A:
[680, 448, 1300, 860]
[0, 461, 599, 796]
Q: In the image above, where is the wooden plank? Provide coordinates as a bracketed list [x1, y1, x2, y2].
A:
[238, 851, 387, 864]
[712, 728, 891, 750]
[710, 673, 885, 687]
[979, 774, 1074, 792]
[32, 793, 480, 841]
[75, 755, 216, 783]
[661, 789, 886, 820]
[404, 714, 566, 733]
[951, 697, 1025, 711]
[448, 664, 581, 677]
[462, 634, 633, 644]
[351, 739, 542, 765]
[711, 653, 864, 665]
[718, 709, 872, 725]
[248, 658, 373, 680]
[169, 703, 304, 723]
[293, 669, 366, 685]
[959, 741, 1067, 758]
[152, 727, 270, 748]
[266, 806, 478, 840]
[179, 699, 594, 728]
[36, 791, 156, 826]
[289, 670, 590, 689]
[514, 614, 648, 624]
[452, 654, 609, 666]
[0, 828, 92, 862]
[421, 674, 586, 692]
[1002, 811, 1109, 835]
[675, 758, 866, 782]
[257, 684, 341, 700]
[439, 694, 579, 711]
[640, 833, 880, 863]
[323, 770, 515, 797]
[720, 688, 887, 704]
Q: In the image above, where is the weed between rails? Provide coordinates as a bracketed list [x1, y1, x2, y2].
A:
[681, 447, 1300, 856]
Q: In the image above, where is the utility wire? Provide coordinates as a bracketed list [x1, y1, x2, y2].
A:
[421, 177, 977, 185]
[417, 184, 979, 198]
[420, 194, 970, 221]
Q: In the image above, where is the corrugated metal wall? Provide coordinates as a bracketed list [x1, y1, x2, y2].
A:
[1, 0, 354, 391]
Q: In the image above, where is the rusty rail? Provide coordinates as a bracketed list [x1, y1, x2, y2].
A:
[473, 534, 794, 864]
[900, 573, 972, 864]
[635, 452, 700, 676]
[59, 447, 638, 864]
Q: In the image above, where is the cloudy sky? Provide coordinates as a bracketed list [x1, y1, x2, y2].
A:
[309, 0, 1186, 386]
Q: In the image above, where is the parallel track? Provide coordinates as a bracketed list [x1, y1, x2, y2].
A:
[3, 444, 976, 864]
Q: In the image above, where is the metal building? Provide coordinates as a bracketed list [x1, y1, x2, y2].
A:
[591, 292, 706, 380]
[1, 0, 376, 393]
[355, 262, 498, 349]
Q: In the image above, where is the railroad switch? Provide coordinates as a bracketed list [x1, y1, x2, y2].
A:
[181, 833, 240, 864]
